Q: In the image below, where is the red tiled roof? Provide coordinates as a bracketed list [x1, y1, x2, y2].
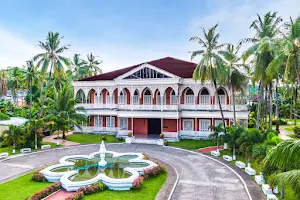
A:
[79, 57, 197, 81]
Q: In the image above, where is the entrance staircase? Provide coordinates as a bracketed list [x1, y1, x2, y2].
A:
[131, 138, 159, 145]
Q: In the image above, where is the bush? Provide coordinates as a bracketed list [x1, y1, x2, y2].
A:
[142, 153, 150, 160]
[31, 182, 61, 200]
[77, 182, 106, 195]
[132, 176, 144, 189]
[65, 191, 84, 200]
[163, 140, 168, 146]
[143, 165, 166, 180]
[252, 143, 267, 159]
[118, 136, 123, 141]
[272, 119, 287, 125]
[31, 172, 46, 182]
[294, 126, 300, 138]
[0, 112, 10, 120]
[101, 136, 106, 140]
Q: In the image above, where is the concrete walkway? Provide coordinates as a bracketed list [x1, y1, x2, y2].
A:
[43, 132, 79, 146]
[278, 126, 294, 140]
[0, 144, 265, 200]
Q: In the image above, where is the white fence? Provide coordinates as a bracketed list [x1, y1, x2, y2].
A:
[179, 131, 212, 140]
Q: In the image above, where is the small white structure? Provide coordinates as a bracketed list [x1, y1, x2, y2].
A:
[245, 163, 256, 176]
[98, 141, 107, 167]
[125, 137, 132, 144]
[41, 145, 51, 150]
[267, 194, 278, 200]
[211, 150, 220, 156]
[273, 185, 278, 194]
[262, 184, 273, 195]
[157, 139, 164, 146]
[223, 155, 233, 161]
[255, 172, 265, 185]
[235, 161, 246, 168]
[0, 152, 9, 159]
[20, 148, 31, 154]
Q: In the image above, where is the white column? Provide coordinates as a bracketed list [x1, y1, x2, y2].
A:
[132, 117, 134, 134]
[161, 118, 163, 134]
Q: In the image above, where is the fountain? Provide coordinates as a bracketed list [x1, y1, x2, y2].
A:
[98, 141, 107, 167]
[40, 141, 157, 191]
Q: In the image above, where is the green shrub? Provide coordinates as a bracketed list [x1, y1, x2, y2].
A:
[252, 143, 267, 159]
[31, 172, 46, 182]
[77, 182, 106, 195]
[272, 119, 287, 125]
[31, 182, 61, 200]
[65, 191, 84, 200]
[0, 112, 10, 120]
[294, 126, 300, 138]
[132, 176, 144, 189]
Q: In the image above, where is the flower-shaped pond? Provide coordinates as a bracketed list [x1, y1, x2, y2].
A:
[40, 144, 157, 191]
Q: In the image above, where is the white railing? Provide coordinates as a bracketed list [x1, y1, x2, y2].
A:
[162, 132, 178, 138]
[118, 129, 132, 136]
[180, 104, 247, 111]
[74, 126, 117, 133]
[76, 103, 118, 109]
[118, 104, 178, 110]
[179, 131, 212, 139]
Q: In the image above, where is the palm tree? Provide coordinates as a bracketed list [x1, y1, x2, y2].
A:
[45, 85, 86, 139]
[241, 12, 282, 130]
[23, 60, 39, 119]
[0, 71, 7, 97]
[263, 140, 300, 199]
[70, 54, 88, 80]
[209, 123, 225, 151]
[3, 125, 24, 154]
[190, 24, 228, 128]
[8, 67, 23, 104]
[226, 125, 243, 160]
[85, 53, 102, 76]
[33, 31, 71, 119]
[219, 44, 249, 126]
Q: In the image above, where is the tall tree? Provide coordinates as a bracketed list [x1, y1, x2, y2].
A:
[190, 24, 228, 128]
[85, 53, 102, 76]
[3, 125, 24, 154]
[241, 12, 282, 130]
[7, 67, 23, 104]
[0, 71, 7, 97]
[70, 53, 88, 79]
[33, 32, 70, 119]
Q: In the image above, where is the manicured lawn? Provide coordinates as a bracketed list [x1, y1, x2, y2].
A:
[169, 139, 215, 150]
[66, 133, 123, 144]
[0, 172, 167, 200]
[287, 134, 300, 140]
[0, 172, 51, 200]
[0, 142, 61, 155]
[284, 127, 294, 132]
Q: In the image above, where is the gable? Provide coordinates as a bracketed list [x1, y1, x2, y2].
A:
[115, 63, 178, 80]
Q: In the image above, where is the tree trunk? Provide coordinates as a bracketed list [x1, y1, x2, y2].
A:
[62, 130, 66, 139]
[294, 87, 298, 125]
[275, 77, 279, 131]
[29, 80, 33, 119]
[293, 50, 300, 85]
[38, 62, 53, 119]
[213, 79, 225, 129]
[231, 83, 237, 126]
[269, 82, 273, 130]
[256, 80, 264, 130]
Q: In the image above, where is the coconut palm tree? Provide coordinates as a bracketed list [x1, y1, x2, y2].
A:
[70, 54, 88, 80]
[219, 44, 249, 126]
[23, 60, 40, 119]
[8, 67, 23, 104]
[45, 85, 86, 139]
[33, 31, 71, 119]
[190, 24, 228, 128]
[263, 140, 300, 199]
[0, 71, 7, 97]
[3, 125, 24, 154]
[241, 12, 282, 130]
[85, 53, 102, 76]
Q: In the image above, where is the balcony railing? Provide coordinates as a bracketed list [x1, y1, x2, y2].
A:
[162, 131, 179, 139]
[74, 126, 117, 133]
[76, 103, 247, 111]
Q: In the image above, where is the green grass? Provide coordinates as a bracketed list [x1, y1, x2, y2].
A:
[0, 172, 51, 200]
[0, 142, 61, 155]
[85, 173, 167, 200]
[168, 139, 215, 150]
[0, 172, 167, 200]
[287, 134, 300, 140]
[284, 127, 294, 132]
[66, 133, 123, 144]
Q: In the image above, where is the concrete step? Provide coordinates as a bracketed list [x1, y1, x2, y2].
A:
[132, 139, 158, 145]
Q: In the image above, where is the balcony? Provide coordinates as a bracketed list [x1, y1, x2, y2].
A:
[76, 103, 118, 109]
[118, 104, 178, 111]
[74, 126, 117, 133]
[180, 104, 247, 111]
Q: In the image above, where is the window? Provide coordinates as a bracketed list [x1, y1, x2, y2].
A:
[216, 89, 226, 104]
[156, 92, 166, 105]
[200, 89, 210, 105]
[94, 116, 103, 127]
[199, 120, 210, 132]
[106, 117, 115, 127]
[119, 90, 126, 104]
[185, 89, 194, 104]
[144, 89, 152, 105]
[170, 90, 177, 105]
[119, 118, 128, 129]
[133, 90, 139, 105]
[183, 119, 194, 131]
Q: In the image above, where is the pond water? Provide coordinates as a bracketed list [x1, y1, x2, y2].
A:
[50, 153, 149, 181]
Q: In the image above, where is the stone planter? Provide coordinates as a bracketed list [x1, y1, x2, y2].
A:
[157, 139, 164, 146]
[125, 137, 132, 144]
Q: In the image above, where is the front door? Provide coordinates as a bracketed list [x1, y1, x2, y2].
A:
[148, 118, 161, 135]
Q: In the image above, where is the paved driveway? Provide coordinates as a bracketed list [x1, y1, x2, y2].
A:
[0, 144, 262, 200]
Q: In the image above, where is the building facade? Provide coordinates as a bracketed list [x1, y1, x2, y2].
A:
[73, 57, 248, 140]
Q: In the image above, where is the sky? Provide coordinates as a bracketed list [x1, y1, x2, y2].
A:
[0, 0, 299, 73]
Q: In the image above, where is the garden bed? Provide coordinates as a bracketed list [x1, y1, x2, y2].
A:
[168, 139, 215, 150]
[66, 134, 123, 144]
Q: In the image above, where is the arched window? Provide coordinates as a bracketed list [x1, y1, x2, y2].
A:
[133, 90, 139, 105]
[76, 89, 85, 103]
[143, 89, 152, 105]
[200, 88, 210, 105]
[185, 88, 194, 104]
[216, 88, 226, 104]
[106, 91, 111, 104]
[170, 89, 177, 105]
[118, 89, 127, 104]
[156, 91, 166, 105]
